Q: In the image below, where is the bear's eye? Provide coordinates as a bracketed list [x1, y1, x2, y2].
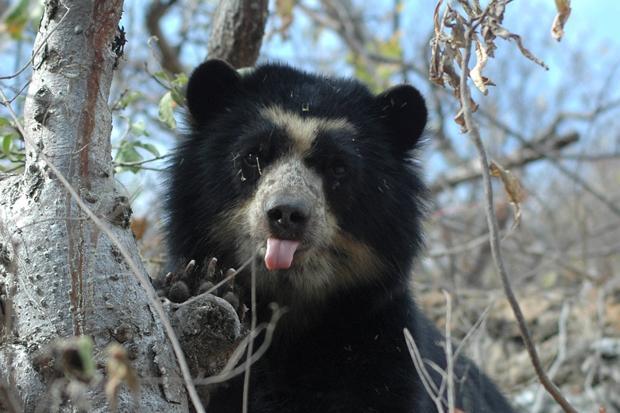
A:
[331, 161, 347, 178]
[244, 152, 259, 167]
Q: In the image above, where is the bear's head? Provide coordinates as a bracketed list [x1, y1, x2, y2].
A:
[167, 60, 428, 304]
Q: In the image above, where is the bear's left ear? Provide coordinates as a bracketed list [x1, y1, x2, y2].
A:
[186, 59, 242, 126]
[375, 85, 427, 153]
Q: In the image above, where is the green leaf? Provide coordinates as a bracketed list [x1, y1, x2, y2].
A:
[168, 73, 188, 106]
[170, 89, 185, 106]
[76, 336, 96, 380]
[376, 34, 403, 60]
[129, 120, 149, 137]
[158, 91, 177, 129]
[0, 117, 11, 128]
[2, 0, 31, 39]
[2, 134, 12, 156]
[115, 140, 143, 173]
[115, 90, 143, 111]
[134, 142, 160, 157]
[1, 132, 24, 165]
[153, 70, 171, 84]
[171, 72, 188, 88]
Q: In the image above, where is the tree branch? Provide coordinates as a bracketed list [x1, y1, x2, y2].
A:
[477, 104, 620, 219]
[146, 0, 184, 74]
[430, 132, 579, 193]
[207, 0, 268, 68]
[458, 22, 578, 413]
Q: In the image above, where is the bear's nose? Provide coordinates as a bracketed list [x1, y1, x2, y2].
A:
[266, 198, 310, 239]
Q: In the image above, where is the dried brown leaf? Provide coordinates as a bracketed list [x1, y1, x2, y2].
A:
[454, 97, 479, 132]
[456, 0, 482, 18]
[477, 0, 548, 70]
[551, 0, 571, 41]
[51, 336, 97, 383]
[489, 161, 525, 204]
[430, 0, 447, 85]
[276, 0, 296, 36]
[454, 109, 466, 130]
[105, 343, 139, 411]
[494, 26, 549, 70]
[430, 0, 546, 129]
[129, 217, 148, 240]
[470, 39, 495, 95]
[443, 58, 462, 95]
[490, 161, 525, 227]
[480, 0, 508, 56]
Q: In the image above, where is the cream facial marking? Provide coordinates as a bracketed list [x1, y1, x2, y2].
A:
[213, 154, 385, 300]
[260, 106, 356, 153]
[211, 110, 378, 299]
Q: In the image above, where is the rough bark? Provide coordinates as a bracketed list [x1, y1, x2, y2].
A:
[0, 1, 186, 411]
[207, 0, 269, 68]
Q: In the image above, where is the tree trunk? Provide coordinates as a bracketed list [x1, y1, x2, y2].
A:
[0, 1, 186, 411]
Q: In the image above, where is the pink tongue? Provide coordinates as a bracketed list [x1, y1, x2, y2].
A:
[265, 238, 300, 270]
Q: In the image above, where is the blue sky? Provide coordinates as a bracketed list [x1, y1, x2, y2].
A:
[564, 0, 620, 46]
[3, 0, 619, 214]
[114, 0, 620, 214]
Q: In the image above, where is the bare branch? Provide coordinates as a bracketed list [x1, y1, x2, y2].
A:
[243, 259, 258, 413]
[146, 0, 184, 74]
[0, 7, 71, 80]
[404, 328, 446, 412]
[430, 132, 579, 193]
[443, 290, 456, 413]
[193, 305, 286, 386]
[457, 20, 578, 413]
[532, 302, 571, 413]
[477, 105, 620, 219]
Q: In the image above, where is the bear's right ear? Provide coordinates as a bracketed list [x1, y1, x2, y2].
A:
[374, 84, 427, 153]
[186, 59, 241, 126]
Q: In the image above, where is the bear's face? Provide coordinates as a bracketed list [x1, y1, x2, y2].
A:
[212, 107, 383, 300]
[169, 60, 428, 303]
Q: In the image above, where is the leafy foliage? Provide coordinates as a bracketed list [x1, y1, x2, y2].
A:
[0, 116, 24, 172]
[154, 71, 188, 130]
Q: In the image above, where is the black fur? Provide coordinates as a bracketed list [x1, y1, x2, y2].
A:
[166, 60, 515, 413]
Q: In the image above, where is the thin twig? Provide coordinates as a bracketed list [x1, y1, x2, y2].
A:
[146, 0, 184, 74]
[442, 290, 455, 413]
[477, 106, 620, 219]
[0, 7, 71, 80]
[242, 255, 259, 413]
[113, 153, 171, 167]
[194, 305, 285, 386]
[404, 328, 445, 412]
[0, 80, 31, 106]
[532, 302, 571, 413]
[452, 303, 493, 362]
[458, 25, 577, 413]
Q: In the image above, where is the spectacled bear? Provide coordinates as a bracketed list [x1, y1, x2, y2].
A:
[166, 59, 516, 413]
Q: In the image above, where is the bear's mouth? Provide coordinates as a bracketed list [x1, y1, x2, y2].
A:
[264, 237, 304, 270]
